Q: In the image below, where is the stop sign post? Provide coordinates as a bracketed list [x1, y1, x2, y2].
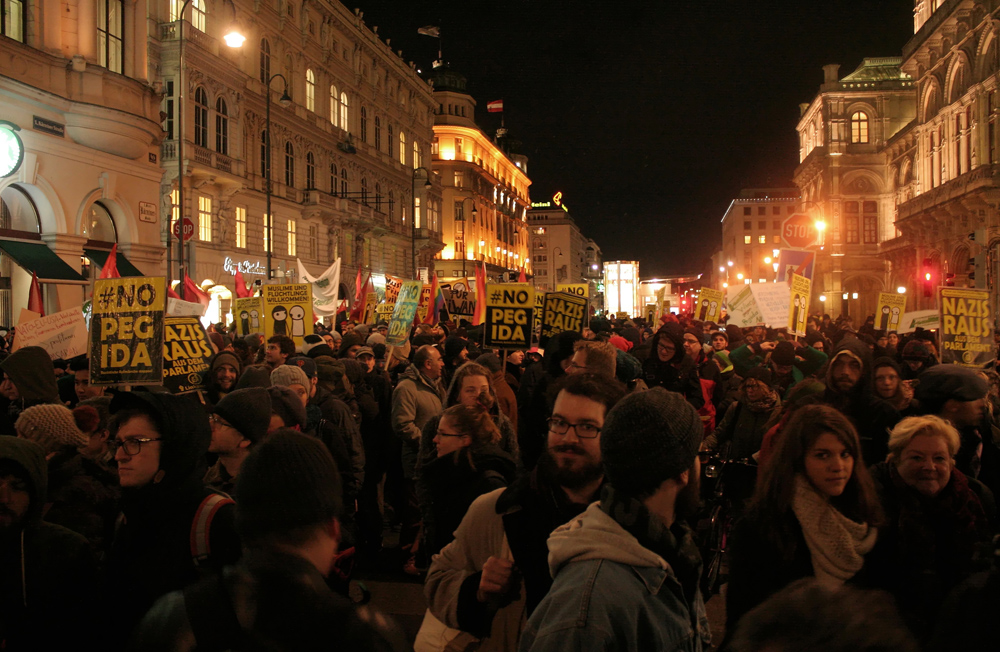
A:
[781, 213, 819, 248]
[172, 217, 195, 242]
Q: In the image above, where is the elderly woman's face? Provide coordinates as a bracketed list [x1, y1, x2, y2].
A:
[896, 434, 952, 497]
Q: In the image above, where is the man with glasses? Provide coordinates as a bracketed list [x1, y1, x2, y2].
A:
[423, 374, 625, 648]
[106, 392, 241, 646]
[204, 387, 272, 495]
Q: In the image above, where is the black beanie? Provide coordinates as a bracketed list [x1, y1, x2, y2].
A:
[214, 387, 272, 444]
[267, 386, 307, 429]
[234, 429, 342, 543]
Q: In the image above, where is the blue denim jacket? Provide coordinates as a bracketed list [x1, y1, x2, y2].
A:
[520, 504, 710, 651]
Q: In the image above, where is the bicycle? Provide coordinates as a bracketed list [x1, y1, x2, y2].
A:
[698, 452, 758, 597]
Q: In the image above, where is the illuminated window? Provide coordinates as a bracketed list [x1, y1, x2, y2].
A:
[758, 235, 766, 244]
[194, 87, 209, 147]
[169, 190, 179, 233]
[773, 235, 780, 244]
[2, 0, 24, 41]
[263, 214, 271, 253]
[97, 0, 123, 73]
[862, 201, 878, 244]
[215, 97, 228, 154]
[399, 132, 406, 165]
[191, 0, 206, 31]
[198, 196, 212, 241]
[413, 141, 421, 169]
[329, 85, 337, 125]
[284, 141, 295, 187]
[287, 219, 297, 256]
[235, 207, 246, 248]
[744, 235, 751, 244]
[305, 152, 315, 189]
[259, 39, 271, 85]
[454, 171, 463, 187]
[414, 197, 422, 228]
[851, 112, 869, 143]
[305, 69, 315, 112]
[845, 201, 860, 244]
[339, 92, 349, 131]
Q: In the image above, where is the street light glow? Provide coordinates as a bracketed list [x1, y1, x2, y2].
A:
[719, 266, 725, 272]
[763, 257, 772, 264]
[897, 286, 907, 294]
[815, 221, 827, 231]
[224, 27, 246, 47]
[736, 273, 744, 280]
[727, 261, 733, 267]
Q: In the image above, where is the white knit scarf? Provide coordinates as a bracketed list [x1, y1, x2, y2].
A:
[791, 475, 877, 586]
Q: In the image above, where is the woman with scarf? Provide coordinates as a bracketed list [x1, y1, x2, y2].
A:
[867, 415, 992, 636]
[703, 367, 781, 460]
[726, 405, 882, 635]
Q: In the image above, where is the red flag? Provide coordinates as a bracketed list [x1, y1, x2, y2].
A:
[423, 272, 443, 325]
[99, 243, 120, 279]
[234, 270, 250, 298]
[167, 285, 181, 300]
[473, 263, 487, 326]
[349, 270, 372, 322]
[487, 100, 503, 113]
[27, 272, 44, 317]
[517, 267, 526, 283]
[182, 276, 211, 311]
[353, 267, 364, 304]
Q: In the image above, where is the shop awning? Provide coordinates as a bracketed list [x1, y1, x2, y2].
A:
[84, 248, 144, 277]
[0, 239, 87, 283]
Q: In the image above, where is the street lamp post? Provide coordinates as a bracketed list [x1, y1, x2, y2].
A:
[264, 74, 291, 280]
[458, 196, 477, 278]
[411, 166, 432, 279]
[173, 0, 244, 287]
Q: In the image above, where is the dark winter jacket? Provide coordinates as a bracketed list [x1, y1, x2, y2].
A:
[310, 386, 365, 493]
[44, 448, 119, 565]
[704, 393, 782, 460]
[729, 341, 828, 397]
[642, 328, 704, 408]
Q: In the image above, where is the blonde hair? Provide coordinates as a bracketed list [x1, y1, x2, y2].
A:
[572, 340, 618, 379]
[886, 415, 960, 462]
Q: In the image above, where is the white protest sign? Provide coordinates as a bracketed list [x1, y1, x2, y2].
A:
[12, 306, 88, 361]
[167, 297, 207, 317]
[726, 285, 763, 328]
[751, 283, 791, 328]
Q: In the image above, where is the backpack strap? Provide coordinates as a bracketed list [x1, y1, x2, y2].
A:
[190, 493, 235, 565]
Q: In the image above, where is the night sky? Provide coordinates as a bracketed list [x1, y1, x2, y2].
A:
[353, 1, 914, 277]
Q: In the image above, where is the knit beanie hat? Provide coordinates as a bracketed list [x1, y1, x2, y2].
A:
[15, 404, 88, 454]
[300, 334, 325, 355]
[714, 350, 733, 374]
[211, 351, 242, 378]
[270, 363, 310, 389]
[236, 365, 272, 389]
[268, 386, 307, 429]
[214, 387, 272, 444]
[872, 356, 902, 377]
[600, 387, 702, 496]
[770, 341, 796, 366]
[234, 430, 342, 544]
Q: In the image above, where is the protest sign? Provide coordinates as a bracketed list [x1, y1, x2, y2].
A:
[262, 283, 313, 346]
[533, 291, 545, 335]
[162, 316, 214, 394]
[444, 279, 475, 318]
[898, 309, 940, 334]
[726, 285, 764, 328]
[540, 292, 587, 343]
[232, 297, 263, 337]
[375, 303, 395, 322]
[696, 288, 724, 322]
[788, 274, 811, 336]
[166, 297, 206, 317]
[875, 293, 906, 332]
[416, 284, 433, 323]
[363, 292, 378, 325]
[753, 283, 791, 327]
[384, 275, 404, 304]
[90, 276, 165, 386]
[485, 283, 534, 348]
[556, 283, 588, 299]
[386, 281, 422, 346]
[939, 287, 994, 367]
[12, 306, 87, 361]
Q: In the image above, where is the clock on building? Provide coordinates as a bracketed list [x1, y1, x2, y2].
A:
[0, 121, 25, 178]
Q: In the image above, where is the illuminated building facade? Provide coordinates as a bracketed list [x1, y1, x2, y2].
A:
[795, 59, 915, 318]
[152, 0, 438, 321]
[430, 65, 530, 280]
[719, 189, 800, 290]
[604, 260, 640, 317]
[526, 197, 592, 291]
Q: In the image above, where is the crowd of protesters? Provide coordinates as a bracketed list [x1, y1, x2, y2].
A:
[0, 308, 998, 651]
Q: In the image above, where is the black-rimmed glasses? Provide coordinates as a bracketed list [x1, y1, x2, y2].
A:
[547, 417, 601, 439]
[112, 437, 162, 456]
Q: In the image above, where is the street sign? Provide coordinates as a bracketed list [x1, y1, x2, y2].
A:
[781, 213, 818, 248]
[172, 217, 195, 242]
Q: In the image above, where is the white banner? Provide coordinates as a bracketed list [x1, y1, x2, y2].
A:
[12, 306, 88, 361]
[298, 258, 341, 317]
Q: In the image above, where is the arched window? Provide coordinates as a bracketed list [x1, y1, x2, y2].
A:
[340, 167, 348, 196]
[387, 122, 393, 158]
[305, 69, 315, 112]
[399, 132, 406, 165]
[850, 111, 869, 144]
[330, 163, 338, 195]
[84, 201, 118, 243]
[0, 185, 41, 233]
[340, 92, 349, 131]
[306, 151, 315, 189]
[413, 141, 421, 169]
[191, 0, 206, 31]
[374, 116, 381, 150]
[194, 87, 208, 147]
[260, 130, 271, 177]
[360, 106, 368, 142]
[360, 177, 369, 205]
[329, 85, 338, 125]
[215, 97, 228, 154]
[284, 141, 295, 187]
[259, 38, 271, 84]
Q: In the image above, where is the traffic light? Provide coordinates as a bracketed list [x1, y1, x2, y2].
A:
[944, 272, 955, 287]
[922, 258, 934, 298]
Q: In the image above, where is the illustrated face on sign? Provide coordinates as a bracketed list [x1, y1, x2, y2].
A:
[289, 306, 304, 320]
[272, 306, 287, 322]
[240, 311, 249, 320]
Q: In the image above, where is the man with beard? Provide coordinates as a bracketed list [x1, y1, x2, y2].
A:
[423, 374, 624, 650]
[521, 388, 711, 651]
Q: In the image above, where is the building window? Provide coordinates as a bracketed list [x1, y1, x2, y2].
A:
[284, 141, 295, 187]
[360, 178, 369, 205]
[194, 87, 208, 148]
[743, 206, 751, 216]
[851, 111, 869, 144]
[339, 92, 349, 131]
[259, 39, 271, 85]
[374, 116, 381, 150]
[2, 0, 25, 41]
[360, 106, 368, 142]
[330, 163, 337, 195]
[97, 0, 123, 73]
[340, 168, 348, 195]
[215, 97, 228, 154]
[162, 81, 175, 140]
[773, 235, 780, 244]
[757, 207, 765, 215]
[329, 85, 338, 125]
[771, 220, 780, 229]
[844, 201, 860, 244]
[454, 171, 463, 187]
[413, 141, 421, 169]
[758, 221, 766, 230]
[235, 207, 246, 248]
[309, 224, 318, 259]
[743, 221, 751, 230]
[758, 235, 766, 244]
[263, 214, 271, 253]
[388, 190, 395, 219]
[305, 152, 315, 189]
[198, 196, 212, 241]
[862, 201, 878, 244]
[744, 235, 751, 244]
[305, 69, 315, 112]
[387, 123, 394, 158]
[287, 219, 297, 256]
[260, 130, 270, 178]
[772, 206, 780, 215]
[375, 183, 382, 211]
[191, 0, 206, 31]
[399, 132, 406, 165]
[414, 197, 422, 228]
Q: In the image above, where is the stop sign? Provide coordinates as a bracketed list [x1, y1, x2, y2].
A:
[781, 213, 818, 248]
[172, 217, 195, 242]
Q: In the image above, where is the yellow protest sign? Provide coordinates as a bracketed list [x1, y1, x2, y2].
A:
[485, 283, 534, 348]
[363, 292, 378, 325]
[384, 275, 404, 304]
[541, 292, 587, 343]
[788, 274, 811, 336]
[556, 283, 588, 300]
[939, 287, 994, 367]
[875, 292, 906, 332]
[233, 297, 263, 337]
[387, 281, 422, 346]
[262, 283, 314, 346]
[533, 291, 545, 334]
[416, 284, 432, 323]
[89, 277, 166, 386]
[162, 316, 214, 394]
[696, 288, 724, 322]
